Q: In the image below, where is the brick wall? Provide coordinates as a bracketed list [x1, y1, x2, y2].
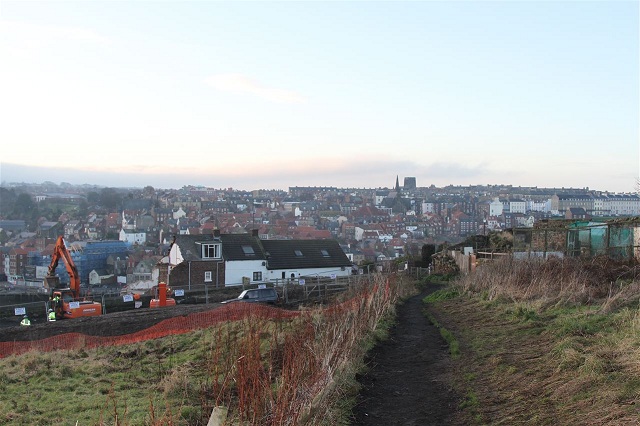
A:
[169, 260, 226, 288]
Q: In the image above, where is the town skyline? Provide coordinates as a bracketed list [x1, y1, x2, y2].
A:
[3, 156, 640, 196]
[2, 167, 639, 290]
[1, 1, 638, 193]
[1, 170, 636, 196]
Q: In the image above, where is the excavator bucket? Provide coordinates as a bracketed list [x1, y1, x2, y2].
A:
[44, 276, 60, 290]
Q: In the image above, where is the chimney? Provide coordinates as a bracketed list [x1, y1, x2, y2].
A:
[252, 229, 259, 237]
[213, 229, 221, 237]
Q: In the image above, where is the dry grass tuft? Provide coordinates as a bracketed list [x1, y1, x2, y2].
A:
[457, 255, 640, 307]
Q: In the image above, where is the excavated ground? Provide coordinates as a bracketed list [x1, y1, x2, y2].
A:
[0, 303, 222, 342]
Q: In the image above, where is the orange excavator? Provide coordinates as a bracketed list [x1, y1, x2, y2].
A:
[44, 236, 102, 319]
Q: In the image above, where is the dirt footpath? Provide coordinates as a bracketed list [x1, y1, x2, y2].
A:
[351, 286, 460, 425]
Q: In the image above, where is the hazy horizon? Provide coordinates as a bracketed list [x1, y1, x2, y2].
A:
[0, 162, 631, 193]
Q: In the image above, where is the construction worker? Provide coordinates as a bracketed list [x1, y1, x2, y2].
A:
[20, 315, 31, 326]
[48, 309, 56, 322]
[52, 294, 61, 309]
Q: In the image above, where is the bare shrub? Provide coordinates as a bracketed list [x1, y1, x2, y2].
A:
[207, 274, 414, 425]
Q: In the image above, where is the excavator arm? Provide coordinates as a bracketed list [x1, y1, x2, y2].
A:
[46, 236, 81, 300]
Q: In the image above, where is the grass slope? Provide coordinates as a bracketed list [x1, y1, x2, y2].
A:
[0, 275, 415, 426]
[0, 329, 216, 425]
[424, 257, 640, 425]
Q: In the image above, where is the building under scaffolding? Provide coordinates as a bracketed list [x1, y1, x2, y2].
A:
[28, 240, 129, 286]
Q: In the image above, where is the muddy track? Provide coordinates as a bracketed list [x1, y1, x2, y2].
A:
[351, 286, 460, 425]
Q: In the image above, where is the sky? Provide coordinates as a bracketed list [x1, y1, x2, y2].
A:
[0, 0, 638, 193]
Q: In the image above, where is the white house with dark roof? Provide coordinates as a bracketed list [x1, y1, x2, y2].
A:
[261, 238, 352, 283]
[164, 230, 352, 287]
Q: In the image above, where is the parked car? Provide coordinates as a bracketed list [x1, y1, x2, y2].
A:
[221, 288, 279, 304]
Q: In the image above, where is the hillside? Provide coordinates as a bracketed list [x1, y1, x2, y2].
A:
[423, 257, 640, 425]
[2, 258, 637, 425]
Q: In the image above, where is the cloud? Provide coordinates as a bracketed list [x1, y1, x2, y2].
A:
[204, 73, 306, 104]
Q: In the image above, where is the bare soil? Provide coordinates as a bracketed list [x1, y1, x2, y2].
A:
[351, 286, 461, 425]
[0, 303, 222, 342]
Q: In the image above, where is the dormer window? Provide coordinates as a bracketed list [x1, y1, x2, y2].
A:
[201, 243, 221, 259]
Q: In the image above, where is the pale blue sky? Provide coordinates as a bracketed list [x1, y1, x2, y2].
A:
[1, 1, 638, 192]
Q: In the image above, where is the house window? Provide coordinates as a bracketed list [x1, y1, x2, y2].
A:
[201, 243, 221, 259]
[204, 271, 212, 282]
[294, 250, 303, 257]
[253, 272, 262, 281]
[242, 245, 255, 256]
[320, 249, 330, 257]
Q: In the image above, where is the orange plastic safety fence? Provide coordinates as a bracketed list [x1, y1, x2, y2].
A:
[0, 303, 301, 358]
[0, 279, 393, 358]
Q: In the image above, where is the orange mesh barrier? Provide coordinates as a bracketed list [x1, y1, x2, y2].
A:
[0, 302, 302, 358]
[0, 278, 394, 358]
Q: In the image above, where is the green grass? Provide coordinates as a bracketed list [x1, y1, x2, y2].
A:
[508, 304, 540, 322]
[459, 391, 478, 409]
[423, 288, 460, 303]
[423, 310, 461, 359]
[553, 312, 613, 337]
[439, 326, 461, 358]
[421, 273, 457, 285]
[423, 287, 462, 359]
[0, 329, 219, 425]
